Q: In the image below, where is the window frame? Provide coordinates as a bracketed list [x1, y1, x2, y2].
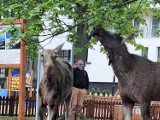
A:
[152, 17, 160, 37]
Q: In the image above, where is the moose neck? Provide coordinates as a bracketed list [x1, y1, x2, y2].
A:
[107, 45, 135, 78]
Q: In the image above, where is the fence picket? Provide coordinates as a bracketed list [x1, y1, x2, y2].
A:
[2, 96, 5, 116]
[15, 97, 19, 116]
[0, 96, 1, 114]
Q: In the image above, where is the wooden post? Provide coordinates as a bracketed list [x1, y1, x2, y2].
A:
[112, 89, 120, 102]
[18, 19, 27, 120]
[8, 69, 11, 97]
[0, 19, 26, 119]
[6, 77, 9, 89]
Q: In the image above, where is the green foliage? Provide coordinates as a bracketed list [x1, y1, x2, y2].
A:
[102, 89, 107, 96]
[91, 88, 95, 95]
[127, 39, 146, 51]
[96, 88, 101, 95]
[0, 0, 157, 60]
[0, 25, 21, 48]
[106, 89, 111, 96]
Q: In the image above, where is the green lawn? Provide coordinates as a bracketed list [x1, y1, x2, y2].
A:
[0, 116, 92, 120]
[0, 116, 35, 120]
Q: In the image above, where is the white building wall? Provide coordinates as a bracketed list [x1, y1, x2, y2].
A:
[86, 37, 160, 83]
[85, 42, 115, 83]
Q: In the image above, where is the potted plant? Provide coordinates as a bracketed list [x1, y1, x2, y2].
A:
[96, 88, 101, 96]
[91, 88, 96, 95]
[106, 89, 111, 97]
[102, 89, 107, 97]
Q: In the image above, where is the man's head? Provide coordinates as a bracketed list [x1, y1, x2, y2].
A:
[77, 60, 84, 70]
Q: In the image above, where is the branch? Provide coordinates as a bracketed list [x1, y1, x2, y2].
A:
[35, 33, 52, 36]
[112, 0, 138, 9]
[57, 16, 72, 28]
[43, 37, 54, 47]
[38, 35, 53, 43]
[38, 26, 75, 43]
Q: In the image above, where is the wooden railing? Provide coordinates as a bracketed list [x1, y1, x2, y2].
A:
[0, 95, 160, 120]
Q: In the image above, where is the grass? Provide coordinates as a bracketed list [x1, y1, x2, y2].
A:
[0, 116, 92, 120]
[57, 114, 93, 120]
[0, 116, 35, 120]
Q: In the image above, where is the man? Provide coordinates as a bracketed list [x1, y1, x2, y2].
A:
[70, 59, 89, 120]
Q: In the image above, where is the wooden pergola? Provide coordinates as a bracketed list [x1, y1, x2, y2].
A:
[0, 19, 27, 120]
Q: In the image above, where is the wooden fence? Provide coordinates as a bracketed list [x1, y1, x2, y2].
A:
[0, 96, 160, 119]
[0, 96, 36, 117]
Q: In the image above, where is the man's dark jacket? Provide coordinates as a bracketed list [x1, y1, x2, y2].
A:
[73, 68, 89, 90]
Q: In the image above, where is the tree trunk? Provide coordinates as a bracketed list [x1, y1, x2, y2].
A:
[74, 4, 88, 63]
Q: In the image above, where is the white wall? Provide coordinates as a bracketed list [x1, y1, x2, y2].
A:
[85, 42, 116, 83]
[85, 37, 160, 83]
[39, 16, 73, 50]
[39, 32, 72, 50]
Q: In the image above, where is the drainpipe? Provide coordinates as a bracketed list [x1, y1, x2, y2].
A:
[35, 51, 43, 120]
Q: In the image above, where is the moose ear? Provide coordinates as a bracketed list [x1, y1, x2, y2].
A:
[54, 43, 64, 54]
[121, 34, 135, 44]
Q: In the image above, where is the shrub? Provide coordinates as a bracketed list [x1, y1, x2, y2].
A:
[102, 89, 106, 96]
[91, 88, 96, 95]
[96, 88, 101, 95]
[106, 89, 111, 96]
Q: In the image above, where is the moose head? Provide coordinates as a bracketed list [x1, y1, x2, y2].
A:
[41, 43, 64, 83]
[91, 27, 135, 50]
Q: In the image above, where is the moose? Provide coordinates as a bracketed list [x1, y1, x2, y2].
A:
[38, 43, 73, 120]
[91, 27, 160, 120]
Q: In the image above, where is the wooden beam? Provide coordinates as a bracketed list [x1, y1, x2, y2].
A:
[0, 64, 20, 69]
[18, 19, 27, 120]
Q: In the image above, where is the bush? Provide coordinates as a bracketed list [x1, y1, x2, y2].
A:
[102, 89, 106, 96]
[91, 88, 96, 95]
[96, 88, 101, 95]
[106, 89, 111, 96]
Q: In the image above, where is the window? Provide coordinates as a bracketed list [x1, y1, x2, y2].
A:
[152, 17, 160, 37]
[57, 50, 71, 62]
[142, 47, 148, 58]
[157, 47, 160, 62]
[133, 18, 140, 37]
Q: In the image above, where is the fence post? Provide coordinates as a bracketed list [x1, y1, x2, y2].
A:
[9, 96, 15, 116]
[85, 100, 89, 117]
[88, 99, 94, 118]
[110, 101, 114, 119]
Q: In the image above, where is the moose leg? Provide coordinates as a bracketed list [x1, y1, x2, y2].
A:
[39, 98, 47, 120]
[48, 101, 60, 120]
[65, 92, 72, 120]
[139, 102, 150, 120]
[122, 99, 135, 120]
[48, 98, 60, 120]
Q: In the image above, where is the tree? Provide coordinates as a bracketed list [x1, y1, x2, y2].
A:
[0, 0, 158, 61]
